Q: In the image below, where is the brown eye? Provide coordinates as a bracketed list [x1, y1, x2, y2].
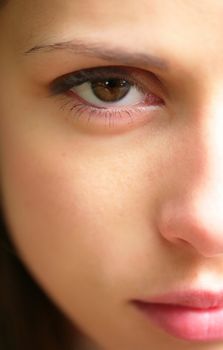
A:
[69, 68, 147, 108]
[91, 79, 131, 102]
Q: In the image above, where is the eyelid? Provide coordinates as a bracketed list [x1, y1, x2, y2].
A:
[58, 95, 164, 134]
[49, 65, 164, 97]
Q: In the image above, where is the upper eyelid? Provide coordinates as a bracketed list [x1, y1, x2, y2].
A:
[50, 66, 139, 90]
[49, 65, 161, 95]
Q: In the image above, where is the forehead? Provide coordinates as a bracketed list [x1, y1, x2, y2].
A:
[3, 0, 223, 40]
[2, 0, 223, 79]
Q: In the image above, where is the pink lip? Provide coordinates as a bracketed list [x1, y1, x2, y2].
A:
[132, 290, 223, 341]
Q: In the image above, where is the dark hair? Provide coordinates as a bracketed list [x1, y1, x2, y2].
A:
[0, 0, 7, 8]
[0, 203, 81, 350]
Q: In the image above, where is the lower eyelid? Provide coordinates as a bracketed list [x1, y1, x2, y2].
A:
[59, 93, 164, 134]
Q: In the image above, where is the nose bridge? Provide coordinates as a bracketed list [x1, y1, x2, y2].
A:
[182, 89, 223, 207]
[197, 92, 223, 184]
[158, 91, 223, 257]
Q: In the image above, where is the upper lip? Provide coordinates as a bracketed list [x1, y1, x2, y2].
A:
[134, 290, 223, 309]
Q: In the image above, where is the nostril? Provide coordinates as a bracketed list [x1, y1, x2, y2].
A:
[178, 239, 189, 244]
[173, 238, 191, 247]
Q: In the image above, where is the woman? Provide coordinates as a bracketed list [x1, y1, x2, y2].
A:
[1, 1, 223, 349]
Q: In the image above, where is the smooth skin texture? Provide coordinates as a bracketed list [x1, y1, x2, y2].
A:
[1, 1, 223, 349]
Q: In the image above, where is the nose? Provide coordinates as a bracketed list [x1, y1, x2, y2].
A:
[159, 194, 223, 258]
[158, 99, 223, 258]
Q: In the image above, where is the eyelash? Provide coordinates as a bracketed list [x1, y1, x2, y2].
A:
[50, 66, 164, 131]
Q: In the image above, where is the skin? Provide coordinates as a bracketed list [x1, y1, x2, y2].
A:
[1, 0, 223, 349]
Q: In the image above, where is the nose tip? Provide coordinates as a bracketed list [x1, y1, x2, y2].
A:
[158, 199, 223, 258]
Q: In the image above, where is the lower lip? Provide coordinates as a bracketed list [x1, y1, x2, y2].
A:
[133, 301, 223, 342]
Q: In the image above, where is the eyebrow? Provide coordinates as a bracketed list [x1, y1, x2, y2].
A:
[24, 38, 169, 71]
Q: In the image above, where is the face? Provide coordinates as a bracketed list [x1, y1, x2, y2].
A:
[2, 1, 223, 349]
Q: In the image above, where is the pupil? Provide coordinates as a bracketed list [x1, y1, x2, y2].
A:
[91, 79, 131, 102]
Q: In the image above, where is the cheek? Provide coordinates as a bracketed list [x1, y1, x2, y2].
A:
[0, 139, 114, 272]
[0, 127, 150, 299]
[0, 99, 181, 329]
